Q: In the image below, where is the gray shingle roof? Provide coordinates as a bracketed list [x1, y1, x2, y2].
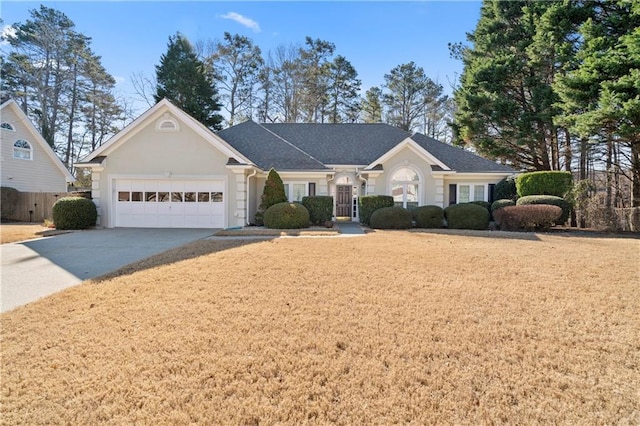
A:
[410, 133, 515, 173]
[218, 121, 515, 173]
[217, 121, 327, 170]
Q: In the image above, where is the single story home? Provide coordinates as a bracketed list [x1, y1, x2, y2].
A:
[1, 99, 75, 192]
[77, 99, 515, 228]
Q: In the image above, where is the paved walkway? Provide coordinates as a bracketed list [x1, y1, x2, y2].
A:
[0, 228, 214, 313]
[336, 222, 366, 236]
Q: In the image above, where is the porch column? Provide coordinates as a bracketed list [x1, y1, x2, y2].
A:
[233, 172, 247, 227]
[433, 175, 445, 207]
[92, 172, 102, 226]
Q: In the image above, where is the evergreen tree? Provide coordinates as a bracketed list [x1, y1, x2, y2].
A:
[361, 87, 383, 123]
[2, 5, 123, 166]
[383, 62, 437, 132]
[255, 168, 287, 225]
[326, 55, 361, 123]
[155, 33, 223, 130]
[451, 1, 578, 170]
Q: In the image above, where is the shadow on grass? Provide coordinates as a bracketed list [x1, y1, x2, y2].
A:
[90, 236, 275, 283]
[408, 228, 542, 241]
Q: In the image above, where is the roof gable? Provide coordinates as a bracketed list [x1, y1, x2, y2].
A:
[79, 99, 251, 165]
[0, 99, 75, 182]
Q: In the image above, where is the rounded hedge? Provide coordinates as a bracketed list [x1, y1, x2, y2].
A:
[1, 186, 19, 220]
[491, 199, 516, 212]
[263, 202, 310, 229]
[52, 197, 97, 230]
[301, 196, 333, 225]
[516, 171, 573, 197]
[516, 195, 572, 225]
[358, 195, 394, 226]
[370, 206, 413, 229]
[444, 203, 490, 230]
[412, 205, 444, 228]
[494, 205, 562, 232]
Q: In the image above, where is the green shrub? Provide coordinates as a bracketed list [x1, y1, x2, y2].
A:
[495, 176, 518, 201]
[358, 195, 394, 226]
[302, 196, 333, 225]
[516, 195, 572, 225]
[370, 206, 412, 229]
[412, 205, 444, 228]
[516, 171, 573, 197]
[263, 202, 310, 229]
[255, 168, 288, 225]
[491, 199, 516, 212]
[444, 203, 490, 230]
[1, 187, 19, 220]
[52, 197, 97, 230]
[493, 205, 562, 231]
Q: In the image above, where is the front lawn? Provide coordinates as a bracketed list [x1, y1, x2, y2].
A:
[1, 231, 638, 424]
[0, 223, 54, 244]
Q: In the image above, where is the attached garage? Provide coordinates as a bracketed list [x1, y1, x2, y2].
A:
[114, 178, 225, 228]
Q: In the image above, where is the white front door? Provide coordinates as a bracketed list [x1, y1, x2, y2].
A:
[115, 179, 225, 228]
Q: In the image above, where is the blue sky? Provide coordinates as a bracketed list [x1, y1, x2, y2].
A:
[2, 1, 482, 114]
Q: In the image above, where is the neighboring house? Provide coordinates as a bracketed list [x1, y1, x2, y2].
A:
[77, 99, 515, 228]
[1, 99, 75, 192]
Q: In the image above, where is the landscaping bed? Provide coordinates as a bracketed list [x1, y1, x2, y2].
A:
[214, 225, 340, 237]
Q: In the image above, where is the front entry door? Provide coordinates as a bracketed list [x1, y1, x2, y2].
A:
[336, 185, 352, 217]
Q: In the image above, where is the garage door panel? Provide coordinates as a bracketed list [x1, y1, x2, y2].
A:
[115, 178, 225, 228]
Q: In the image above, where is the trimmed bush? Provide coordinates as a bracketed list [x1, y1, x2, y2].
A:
[516, 195, 572, 225]
[516, 171, 573, 197]
[52, 197, 97, 230]
[255, 168, 288, 225]
[495, 176, 518, 201]
[494, 205, 562, 231]
[491, 199, 516, 212]
[302, 196, 333, 225]
[444, 203, 490, 230]
[412, 205, 444, 228]
[358, 195, 394, 226]
[1, 187, 19, 220]
[263, 202, 310, 229]
[370, 206, 412, 229]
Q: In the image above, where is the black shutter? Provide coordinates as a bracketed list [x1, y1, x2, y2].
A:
[309, 182, 316, 197]
[488, 184, 496, 203]
[449, 184, 457, 205]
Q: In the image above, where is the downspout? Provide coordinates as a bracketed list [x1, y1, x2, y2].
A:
[356, 168, 368, 222]
[326, 170, 336, 219]
[246, 168, 257, 226]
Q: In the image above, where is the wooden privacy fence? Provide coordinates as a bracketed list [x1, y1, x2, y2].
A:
[5, 191, 90, 223]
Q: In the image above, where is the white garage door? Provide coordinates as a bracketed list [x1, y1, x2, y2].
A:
[115, 179, 225, 228]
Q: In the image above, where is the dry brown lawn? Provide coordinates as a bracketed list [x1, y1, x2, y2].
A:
[1, 231, 638, 424]
[0, 223, 59, 244]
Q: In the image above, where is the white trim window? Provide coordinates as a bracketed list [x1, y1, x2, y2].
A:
[391, 167, 420, 209]
[283, 182, 308, 202]
[1, 122, 15, 131]
[13, 139, 32, 160]
[458, 184, 487, 203]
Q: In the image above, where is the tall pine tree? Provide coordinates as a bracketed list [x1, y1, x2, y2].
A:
[155, 33, 223, 130]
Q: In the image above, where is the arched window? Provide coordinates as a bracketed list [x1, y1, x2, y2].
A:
[391, 166, 420, 209]
[13, 139, 32, 160]
[156, 113, 180, 132]
[1, 122, 15, 131]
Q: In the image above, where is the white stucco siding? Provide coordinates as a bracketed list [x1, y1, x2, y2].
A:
[96, 118, 237, 228]
[0, 108, 68, 192]
[379, 146, 436, 206]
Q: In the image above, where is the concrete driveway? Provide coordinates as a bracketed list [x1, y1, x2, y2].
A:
[0, 228, 215, 313]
